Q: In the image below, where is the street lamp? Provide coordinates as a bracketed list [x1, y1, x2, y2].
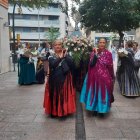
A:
[12, 3, 18, 71]
[0, 16, 3, 73]
[38, 10, 40, 47]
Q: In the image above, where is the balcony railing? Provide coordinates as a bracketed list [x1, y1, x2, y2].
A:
[44, 20, 59, 25]
[44, 8, 60, 12]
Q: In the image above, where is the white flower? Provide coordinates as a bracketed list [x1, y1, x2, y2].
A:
[124, 50, 128, 55]
[85, 45, 88, 48]
[67, 43, 70, 46]
[71, 44, 74, 46]
[78, 48, 80, 51]
[88, 44, 91, 47]
[74, 48, 77, 52]
[82, 43, 84, 46]
[118, 48, 124, 53]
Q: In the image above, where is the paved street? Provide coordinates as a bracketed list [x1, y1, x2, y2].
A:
[0, 60, 140, 140]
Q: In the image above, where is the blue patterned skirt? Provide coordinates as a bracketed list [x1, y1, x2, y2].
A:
[80, 74, 111, 113]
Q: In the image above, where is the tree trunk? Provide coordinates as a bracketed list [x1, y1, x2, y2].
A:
[119, 32, 124, 48]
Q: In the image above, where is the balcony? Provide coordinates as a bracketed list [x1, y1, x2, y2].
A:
[44, 8, 60, 12]
[12, 32, 47, 40]
[10, 19, 60, 28]
[8, 7, 60, 16]
[44, 20, 59, 25]
[11, 32, 63, 40]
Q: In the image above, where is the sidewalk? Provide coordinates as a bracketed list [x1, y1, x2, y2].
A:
[0, 60, 140, 140]
[82, 58, 140, 140]
[0, 72, 75, 140]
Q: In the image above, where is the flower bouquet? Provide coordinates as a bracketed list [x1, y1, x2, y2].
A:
[61, 36, 94, 67]
[118, 48, 128, 57]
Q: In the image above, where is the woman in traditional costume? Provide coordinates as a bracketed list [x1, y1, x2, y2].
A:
[36, 56, 45, 84]
[111, 45, 116, 62]
[80, 38, 115, 117]
[133, 42, 140, 73]
[117, 40, 140, 96]
[43, 40, 76, 117]
[41, 42, 49, 75]
[18, 42, 36, 85]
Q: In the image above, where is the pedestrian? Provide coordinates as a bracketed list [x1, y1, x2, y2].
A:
[116, 44, 119, 50]
[121, 43, 124, 48]
[133, 42, 140, 72]
[80, 37, 115, 117]
[43, 40, 76, 117]
[111, 45, 116, 61]
[36, 55, 45, 84]
[117, 40, 140, 96]
[41, 42, 49, 75]
[38, 45, 42, 53]
[18, 42, 36, 85]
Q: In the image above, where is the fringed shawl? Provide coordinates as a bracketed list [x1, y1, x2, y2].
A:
[86, 49, 115, 105]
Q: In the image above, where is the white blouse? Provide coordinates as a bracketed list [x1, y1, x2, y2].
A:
[135, 50, 140, 60]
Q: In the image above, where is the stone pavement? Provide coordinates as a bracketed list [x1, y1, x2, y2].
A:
[0, 72, 75, 140]
[0, 60, 140, 140]
[83, 57, 140, 140]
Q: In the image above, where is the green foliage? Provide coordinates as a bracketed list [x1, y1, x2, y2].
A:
[109, 34, 119, 41]
[9, 0, 55, 9]
[44, 26, 61, 43]
[79, 0, 140, 46]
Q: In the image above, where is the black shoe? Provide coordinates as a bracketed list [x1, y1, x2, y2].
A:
[93, 111, 98, 117]
[51, 114, 55, 118]
[99, 113, 104, 118]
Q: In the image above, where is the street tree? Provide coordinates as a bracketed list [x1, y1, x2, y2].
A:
[44, 26, 61, 43]
[78, 0, 140, 47]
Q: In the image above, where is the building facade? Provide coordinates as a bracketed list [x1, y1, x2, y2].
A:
[85, 29, 120, 51]
[8, 0, 69, 46]
[0, 0, 11, 74]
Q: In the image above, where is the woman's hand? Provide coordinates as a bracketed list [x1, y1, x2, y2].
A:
[59, 50, 64, 59]
[64, 49, 67, 57]
[95, 48, 99, 55]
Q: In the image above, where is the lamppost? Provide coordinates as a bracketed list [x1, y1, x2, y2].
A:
[0, 16, 3, 73]
[12, 2, 21, 71]
[38, 10, 40, 47]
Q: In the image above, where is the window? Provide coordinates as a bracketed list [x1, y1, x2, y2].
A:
[31, 28, 37, 32]
[23, 15, 30, 19]
[49, 3, 58, 8]
[15, 27, 23, 32]
[49, 16, 59, 20]
[15, 14, 23, 19]
[23, 28, 31, 32]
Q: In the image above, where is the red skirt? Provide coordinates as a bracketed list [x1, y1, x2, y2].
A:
[43, 73, 76, 117]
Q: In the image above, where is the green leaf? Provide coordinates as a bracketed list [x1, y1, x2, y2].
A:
[44, 26, 61, 43]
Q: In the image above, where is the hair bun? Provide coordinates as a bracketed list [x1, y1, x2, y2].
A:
[126, 40, 134, 48]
